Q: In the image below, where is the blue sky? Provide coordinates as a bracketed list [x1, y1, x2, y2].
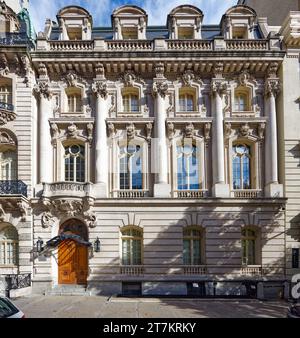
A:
[29, 0, 237, 33]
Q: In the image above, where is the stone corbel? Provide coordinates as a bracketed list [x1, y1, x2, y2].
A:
[181, 70, 195, 87]
[41, 211, 55, 228]
[83, 210, 96, 228]
[238, 71, 251, 86]
[167, 122, 175, 140]
[17, 201, 28, 221]
[0, 53, 9, 76]
[224, 122, 232, 139]
[239, 123, 251, 138]
[267, 62, 279, 78]
[20, 55, 32, 87]
[145, 122, 153, 143]
[67, 123, 79, 138]
[258, 122, 266, 140]
[204, 123, 211, 142]
[86, 123, 93, 145]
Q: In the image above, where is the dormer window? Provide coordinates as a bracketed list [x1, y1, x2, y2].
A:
[122, 27, 138, 40]
[178, 27, 194, 39]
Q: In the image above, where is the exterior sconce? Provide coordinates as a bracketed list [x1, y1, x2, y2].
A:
[94, 237, 101, 253]
[36, 238, 44, 253]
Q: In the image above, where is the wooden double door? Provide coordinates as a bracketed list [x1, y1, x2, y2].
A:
[58, 220, 88, 285]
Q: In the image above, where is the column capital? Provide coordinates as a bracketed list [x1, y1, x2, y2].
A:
[152, 80, 169, 98]
[211, 79, 228, 96]
[265, 78, 281, 97]
[33, 79, 52, 100]
[92, 80, 108, 99]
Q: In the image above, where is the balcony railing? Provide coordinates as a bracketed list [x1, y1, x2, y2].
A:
[183, 265, 207, 275]
[120, 265, 144, 275]
[107, 40, 153, 51]
[232, 190, 263, 198]
[241, 266, 263, 276]
[167, 39, 212, 50]
[173, 190, 208, 198]
[42, 182, 93, 198]
[49, 40, 94, 51]
[113, 190, 149, 198]
[0, 102, 14, 112]
[225, 39, 268, 50]
[0, 180, 27, 197]
[0, 33, 32, 46]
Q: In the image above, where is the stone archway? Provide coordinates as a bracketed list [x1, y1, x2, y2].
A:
[58, 219, 88, 285]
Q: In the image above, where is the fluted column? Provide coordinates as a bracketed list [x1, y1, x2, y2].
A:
[264, 78, 283, 197]
[92, 64, 109, 198]
[152, 74, 171, 197]
[211, 79, 230, 197]
[33, 63, 53, 185]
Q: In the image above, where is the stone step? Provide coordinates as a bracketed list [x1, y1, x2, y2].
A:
[45, 285, 91, 296]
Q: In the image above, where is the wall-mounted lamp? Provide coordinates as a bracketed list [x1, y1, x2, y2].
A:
[94, 237, 101, 253]
[36, 237, 44, 253]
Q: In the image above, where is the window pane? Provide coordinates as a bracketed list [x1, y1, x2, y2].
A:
[232, 156, 241, 189]
[179, 97, 185, 111]
[131, 96, 139, 112]
[123, 95, 130, 111]
[122, 240, 130, 265]
[186, 95, 194, 112]
[242, 155, 250, 189]
[192, 239, 201, 265]
[132, 240, 141, 265]
[0, 243, 5, 265]
[183, 239, 191, 265]
[132, 152, 142, 189]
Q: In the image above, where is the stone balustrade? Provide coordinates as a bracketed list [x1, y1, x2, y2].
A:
[120, 266, 144, 275]
[173, 190, 208, 198]
[232, 190, 263, 198]
[38, 38, 276, 52]
[42, 182, 93, 198]
[113, 190, 150, 198]
[241, 266, 263, 276]
[183, 265, 207, 275]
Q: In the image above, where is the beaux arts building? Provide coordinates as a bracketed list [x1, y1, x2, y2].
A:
[0, 1, 299, 297]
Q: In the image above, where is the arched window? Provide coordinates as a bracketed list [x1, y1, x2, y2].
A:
[0, 226, 18, 266]
[66, 88, 82, 113]
[121, 227, 143, 265]
[177, 143, 199, 190]
[241, 228, 258, 265]
[232, 144, 251, 190]
[122, 88, 139, 113]
[119, 144, 142, 190]
[179, 88, 196, 112]
[0, 151, 17, 180]
[183, 227, 203, 265]
[64, 144, 85, 182]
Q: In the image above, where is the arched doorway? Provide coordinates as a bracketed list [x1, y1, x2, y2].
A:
[58, 219, 88, 285]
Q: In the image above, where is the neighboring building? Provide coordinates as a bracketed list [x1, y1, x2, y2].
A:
[238, 0, 300, 26]
[1, 2, 299, 298]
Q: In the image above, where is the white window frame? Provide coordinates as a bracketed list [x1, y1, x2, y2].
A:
[121, 227, 143, 266]
[0, 227, 18, 267]
[183, 227, 204, 265]
[64, 144, 85, 183]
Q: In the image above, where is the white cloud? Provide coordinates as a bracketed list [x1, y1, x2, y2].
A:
[29, 0, 237, 33]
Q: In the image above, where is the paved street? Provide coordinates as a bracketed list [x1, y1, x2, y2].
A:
[12, 296, 289, 318]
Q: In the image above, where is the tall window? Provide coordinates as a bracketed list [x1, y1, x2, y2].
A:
[66, 88, 82, 113]
[0, 151, 17, 180]
[0, 226, 18, 266]
[119, 144, 142, 190]
[234, 93, 247, 111]
[122, 90, 139, 113]
[232, 144, 251, 189]
[64, 144, 85, 182]
[177, 144, 199, 190]
[179, 92, 195, 112]
[242, 228, 257, 265]
[0, 85, 12, 105]
[121, 227, 142, 265]
[183, 227, 202, 265]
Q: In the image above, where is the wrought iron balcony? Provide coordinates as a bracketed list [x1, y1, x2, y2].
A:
[0, 102, 14, 112]
[0, 33, 32, 46]
[0, 180, 27, 197]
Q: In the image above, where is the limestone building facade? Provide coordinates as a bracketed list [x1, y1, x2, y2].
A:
[0, 2, 299, 297]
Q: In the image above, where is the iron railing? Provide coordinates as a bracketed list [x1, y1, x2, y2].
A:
[0, 33, 32, 46]
[5, 273, 31, 291]
[0, 180, 27, 197]
[0, 102, 14, 111]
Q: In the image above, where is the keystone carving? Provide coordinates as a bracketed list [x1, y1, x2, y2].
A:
[126, 123, 136, 140]
[239, 123, 251, 137]
[181, 70, 195, 87]
[184, 123, 195, 138]
[67, 123, 78, 138]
